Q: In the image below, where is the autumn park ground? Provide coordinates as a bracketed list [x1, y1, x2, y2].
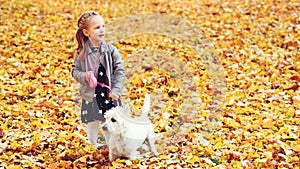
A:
[0, 0, 299, 168]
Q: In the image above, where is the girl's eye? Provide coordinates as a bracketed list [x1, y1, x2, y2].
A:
[95, 25, 105, 29]
[111, 118, 116, 122]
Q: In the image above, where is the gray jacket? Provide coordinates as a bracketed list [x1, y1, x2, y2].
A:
[72, 41, 125, 103]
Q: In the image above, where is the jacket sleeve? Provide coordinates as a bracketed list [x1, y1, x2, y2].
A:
[72, 54, 88, 85]
[110, 45, 125, 97]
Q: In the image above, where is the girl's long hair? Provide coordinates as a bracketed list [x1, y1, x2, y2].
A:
[75, 11, 99, 60]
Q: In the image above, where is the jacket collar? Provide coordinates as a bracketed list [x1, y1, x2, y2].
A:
[87, 40, 107, 55]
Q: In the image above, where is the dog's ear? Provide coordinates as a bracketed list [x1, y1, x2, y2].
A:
[118, 118, 127, 136]
[110, 113, 126, 137]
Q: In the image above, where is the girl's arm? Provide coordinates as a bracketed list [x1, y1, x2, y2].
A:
[111, 46, 125, 97]
[72, 54, 88, 85]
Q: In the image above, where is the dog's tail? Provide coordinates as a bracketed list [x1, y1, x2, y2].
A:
[141, 94, 151, 114]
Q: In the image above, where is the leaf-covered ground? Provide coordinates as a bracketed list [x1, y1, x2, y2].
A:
[0, 0, 299, 168]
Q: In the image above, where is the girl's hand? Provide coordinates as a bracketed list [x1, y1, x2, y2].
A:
[108, 92, 119, 100]
[86, 71, 94, 81]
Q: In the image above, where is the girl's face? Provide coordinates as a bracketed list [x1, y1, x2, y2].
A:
[84, 15, 106, 46]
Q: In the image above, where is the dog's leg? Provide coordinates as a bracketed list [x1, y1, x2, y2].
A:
[104, 133, 111, 143]
[109, 148, 118, 162]
[109, 148, 114, 161]
[148, 138, 159, 155]
[141, 142, 149, 152]
[146, 124, 159, 156]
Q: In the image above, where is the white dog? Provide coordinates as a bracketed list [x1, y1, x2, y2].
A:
[102, 94, 159, 161]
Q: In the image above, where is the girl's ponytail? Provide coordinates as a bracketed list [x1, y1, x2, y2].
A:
[75, 29, 88, 60]
[76, 29, 88, 51]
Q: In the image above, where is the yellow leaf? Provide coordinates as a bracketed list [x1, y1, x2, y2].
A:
[255, 141, 264, 149]
[289, 156, 299, 162]
[293, 144, 300, 152]
[10, 141, 20, 149]
[0, 69, 4, 75]
[32, 133, 41, 144]
[6, 165, 22, 169]
[167, 146, 178, 153]
[187, 153, 200, 164]
[261, 118, 273, 128]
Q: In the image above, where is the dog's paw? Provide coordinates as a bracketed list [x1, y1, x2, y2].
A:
[129, 155, 142, 160]
[129, 151, 142, 160]
[109, 153, 119, 162]
[145, 151, 159, 157]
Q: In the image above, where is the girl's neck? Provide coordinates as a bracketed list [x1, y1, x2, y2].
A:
[89, 41, 102, 47]
[90, 44, 99, 48]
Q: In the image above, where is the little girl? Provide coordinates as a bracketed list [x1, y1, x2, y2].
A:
[72, 11, 125, 149]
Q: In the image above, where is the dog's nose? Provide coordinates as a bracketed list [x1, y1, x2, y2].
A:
[102, 125, 107, 131]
